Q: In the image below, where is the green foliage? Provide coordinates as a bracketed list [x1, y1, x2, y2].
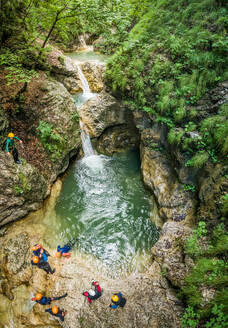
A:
[182, 221, 228, 326]
[14, 185, 24, 195]
[14, 172, 31, 194]
[106, 0, 228, 163]
[37, 121, 66, 159]
[184, 122, 197, 133]
[201, 113, 228, 157]
[71, 111, 80, 123]
[205, 304, 228, 328]
[185, 151, 209, 168]
[185, 221, 207, 257]
[0, 49, 38, 85]
[58, 56, 65, 65]
[221, 193, 228, 215]
[181, 306, 200, 328]
[182, 184, 196, 192]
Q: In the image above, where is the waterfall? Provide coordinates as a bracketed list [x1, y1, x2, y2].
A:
[80, 121, 94, 157]
[77, 64, 91, 94]
[75, 67, 95, 157]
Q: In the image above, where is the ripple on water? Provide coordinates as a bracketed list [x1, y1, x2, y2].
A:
[44, 149, 160, 274]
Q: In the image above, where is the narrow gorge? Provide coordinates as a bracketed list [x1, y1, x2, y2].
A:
[0, 1, 227, 328]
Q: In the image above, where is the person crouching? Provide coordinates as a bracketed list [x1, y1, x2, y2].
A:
[82, 280, 102, 304]
[45, 305, 67, 322]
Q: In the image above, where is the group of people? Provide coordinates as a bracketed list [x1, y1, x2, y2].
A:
[2, 132, 23, 164]
[3, 132, 128, 320]
[31, 242, 126, 322]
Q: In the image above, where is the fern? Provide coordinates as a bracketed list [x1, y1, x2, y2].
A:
[186, 151, 209, 168]
[168, 128, 176, 144]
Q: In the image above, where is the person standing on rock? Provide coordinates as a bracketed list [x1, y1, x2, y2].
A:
[108, 292, 126, 309]
[56, 239, 77, 258]
[45, 305, 67, 322]
[5, 132, 23, 164]
[82, 280, 102, 304]
[32, 292, 68, 305]
[31, 255, 55, 274]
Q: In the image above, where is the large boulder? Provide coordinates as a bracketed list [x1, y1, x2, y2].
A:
[80, 61, 106, 92]
[140, 127, 196, 223]
[0, 74, 81, 227]
[79, 91, 132, 138]
[152, 221, 193, 287]
[41, 43, 82, 93]
[0, 152, 48, 226]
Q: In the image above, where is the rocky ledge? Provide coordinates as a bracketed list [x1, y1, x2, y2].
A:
[0, 72, 81, 226]
[0, 198, 184, 328]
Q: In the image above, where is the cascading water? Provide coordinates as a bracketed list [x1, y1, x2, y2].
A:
[74, 61, 95, 157]
[43, 50, 160, 275]
[80, 121, 95, 157]
[73, 63, 95, 108]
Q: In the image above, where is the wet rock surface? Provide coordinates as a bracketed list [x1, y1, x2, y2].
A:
[140, 127, 196, 224]
[95, 124, 140, 155]
[80, 61, 106, 92]
[0, 219, 184, 328]
[79, 91, 132, 138]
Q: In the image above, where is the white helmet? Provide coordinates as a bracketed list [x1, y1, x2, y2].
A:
[88, 289, 95, 296]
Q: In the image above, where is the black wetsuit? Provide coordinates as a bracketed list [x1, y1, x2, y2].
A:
[6, 137, 21, 163]
[31, 255, 55, 274]
[35, 293, 67, 305]
[45, 308, 66, 322]
[110, 292, 126, 309]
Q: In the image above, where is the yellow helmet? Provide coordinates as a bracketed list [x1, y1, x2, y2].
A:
[31, 246, 38, 251]
[8, 133, 14, 138]
[56, 252, 62, 258]
[35, 293, 42, 301]
[112, 295, 119, 303]
[52, 305, 59, 314]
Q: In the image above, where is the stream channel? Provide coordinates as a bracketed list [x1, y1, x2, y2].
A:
[12, 49, 160, 276]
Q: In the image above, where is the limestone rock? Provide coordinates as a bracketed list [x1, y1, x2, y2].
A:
[95, 123, 140, 155]
[93, 36, 105, 51]
[152, 221, 192, 287]
[0, 74, 81, 227]
[0, 212, 183, 328]
[42, 43, 82, 93]
[80, 61, 106, 92]
[0, 152, 47, 226]
[79, 91, 131, 138]
[0, 107, 9, 135]
[198, 163, 228, 222]
[140, 127, 196, 223]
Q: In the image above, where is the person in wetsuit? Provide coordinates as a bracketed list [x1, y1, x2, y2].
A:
[5, 132, 23, 164]
[31, 244, 50, 258]
[45, 306, 67, 322]
[32, 292, 68, 305]
[82, 280, 102, 304]
[56, 239, 77, 258]
[31, 254, 55, 274]
[109, 292, 126, 309]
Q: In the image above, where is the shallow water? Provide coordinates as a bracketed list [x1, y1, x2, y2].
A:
[43, 149, 160, 273]
[66, 48, 108, 63]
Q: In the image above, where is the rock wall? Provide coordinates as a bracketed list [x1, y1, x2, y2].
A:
[1, 45, 227, 328]
[0, 52, 81, 227]
[0, 190, 184, 328]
